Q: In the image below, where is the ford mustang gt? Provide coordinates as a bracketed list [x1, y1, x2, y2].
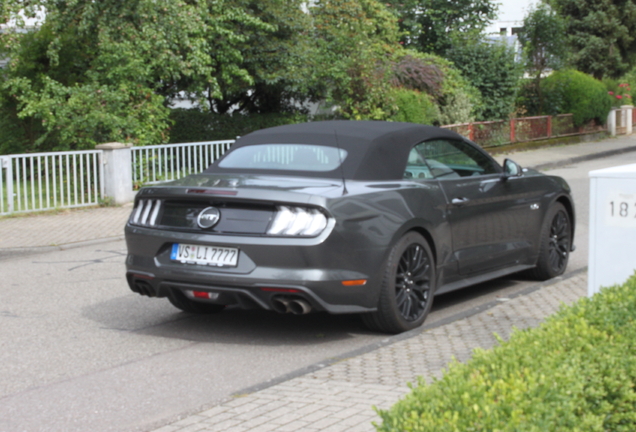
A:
[125, 121, 575, 333]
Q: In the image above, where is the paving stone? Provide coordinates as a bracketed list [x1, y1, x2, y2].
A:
[0, 205, 131, 249]
[147, 272, 586, 432]
[171, 415, 209, 427]
[172, 423, 209, 432]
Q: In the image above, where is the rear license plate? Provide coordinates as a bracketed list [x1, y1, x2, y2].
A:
[170, 243, 239, 267]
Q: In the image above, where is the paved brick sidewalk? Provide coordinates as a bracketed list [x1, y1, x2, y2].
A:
[0, 204, 131, 252]
[152, 272, 587, 432]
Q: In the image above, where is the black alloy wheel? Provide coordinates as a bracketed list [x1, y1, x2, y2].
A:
[395, 243, 432, 321]
[531, 202, 571, 280]
[362, 232, 435, 333]
[548, 209, 570, 274]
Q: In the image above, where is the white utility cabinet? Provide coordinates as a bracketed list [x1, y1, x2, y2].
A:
[588, 163, 636, 296]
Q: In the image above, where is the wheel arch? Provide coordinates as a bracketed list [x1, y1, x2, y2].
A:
[407, 226, 438, 266]
[386, 219, 438, 267]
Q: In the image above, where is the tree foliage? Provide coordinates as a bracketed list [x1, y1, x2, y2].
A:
[518, 3, 567, 114]
[0, 0, 519, 152]
[309, 0, 401, 120]
[549, 0, 636, 79]
[0, 0, 271, 150]
[519, 4, 567, 79]
[384, 0, 498, 55]
[446, 40, 523, 121]
[206, 0, 314, 115]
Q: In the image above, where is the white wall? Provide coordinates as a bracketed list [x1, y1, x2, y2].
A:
[486, 0, 538, 36]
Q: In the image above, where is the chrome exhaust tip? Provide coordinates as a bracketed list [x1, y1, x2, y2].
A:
[289, 299, 312, 315]
[271, 297, 292, 314]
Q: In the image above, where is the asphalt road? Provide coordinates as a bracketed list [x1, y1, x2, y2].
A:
[1, 152, 634, 432]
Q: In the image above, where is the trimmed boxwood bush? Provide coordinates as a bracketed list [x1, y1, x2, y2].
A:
[388, 88, 440, 125]
[375, 273, 636, 432]
[541, 70, 612, 127]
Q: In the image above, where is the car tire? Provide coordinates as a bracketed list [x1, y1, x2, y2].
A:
[530, 202, 571, 281]
[167, 289, 225, 314]
[362, 232, 435, 334]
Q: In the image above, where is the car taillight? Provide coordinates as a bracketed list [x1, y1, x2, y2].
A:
[267, 206, 328, 236]
[130, 199, 162, 227]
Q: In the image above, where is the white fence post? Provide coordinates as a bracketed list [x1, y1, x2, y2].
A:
[1, 156, 14, 213]
[95, 142, 135, 205]
[607, 108, 617, 136]
[622, 105, 633, 135]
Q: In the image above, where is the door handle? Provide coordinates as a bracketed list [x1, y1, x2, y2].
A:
[451, 197, 469, 206]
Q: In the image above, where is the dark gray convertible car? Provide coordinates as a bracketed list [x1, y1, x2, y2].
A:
[125, 121, 574, 333]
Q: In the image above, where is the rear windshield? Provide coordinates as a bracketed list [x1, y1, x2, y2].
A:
[218, 144, 347, 172]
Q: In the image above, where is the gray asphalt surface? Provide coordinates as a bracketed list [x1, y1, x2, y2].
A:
[0, 142, 635, 431]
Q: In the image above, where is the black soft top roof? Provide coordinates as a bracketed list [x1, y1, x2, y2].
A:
[205, 120, 470, 180]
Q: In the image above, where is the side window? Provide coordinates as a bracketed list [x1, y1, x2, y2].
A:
[415, 139, 499, 179]
[404, 147, 433, 179]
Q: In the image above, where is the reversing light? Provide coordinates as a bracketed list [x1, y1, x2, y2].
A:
[267, 206, 328, 236]
[189, 290, 219, 300]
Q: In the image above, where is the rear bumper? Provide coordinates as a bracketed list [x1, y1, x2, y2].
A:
[125, 225, 384, 314]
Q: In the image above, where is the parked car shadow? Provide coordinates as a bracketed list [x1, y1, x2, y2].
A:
[84, 271, 535, 347]
[83, 294, 375, 346]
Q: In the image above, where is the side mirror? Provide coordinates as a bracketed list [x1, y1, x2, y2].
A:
[502, 158, 522, 180]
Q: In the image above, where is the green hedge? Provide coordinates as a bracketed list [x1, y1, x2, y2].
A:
[541, 70, 612, 127]
[388, 88, 440, 125]
[167, 109, 311, 143]
[375, 273, 636, 432]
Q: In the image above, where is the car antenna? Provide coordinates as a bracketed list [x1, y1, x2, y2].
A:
[334, 129, 348, 195]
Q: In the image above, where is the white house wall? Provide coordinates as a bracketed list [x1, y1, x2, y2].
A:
[486, 0, 538, 36]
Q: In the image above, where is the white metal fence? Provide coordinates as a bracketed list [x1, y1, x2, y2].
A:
[0, 140, 234, 216]
[131, 140, 234, 188]
[0, 150, 104, 216]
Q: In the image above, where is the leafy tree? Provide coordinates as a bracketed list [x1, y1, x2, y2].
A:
[309, 0, 401, 120]
[446, 39, 523, 121]
[518, 3, 567, 114]
[0, 0, 271, 151]
[549, 0, 636, 79]
[206, 0, 315, 115]
[384, 0, 498, 55]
